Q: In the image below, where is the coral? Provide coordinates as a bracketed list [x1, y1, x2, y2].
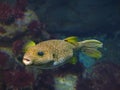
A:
[15, 0, 28, 11]
[3, 70, 34, 89]
[76, 76, 92, 90]
[0, 9, 39, 40]
[28, 20, 44, 35]
[0, 47, 15, 69]
[0, 0, 50, 42]
[0, 23, 26, 39]
[12, 7, 24, 19]
[13, 0, 28, 19]
[0, 0, 44, 41]
[0, 47, 34, 90]
[88, 62, 120, 90]
[0, 47, 16, 90]
[21, 9, 38, 25]
[12, 39, 28, 64]
[0, 50, 9, 68]
[76, 62, 120, 90]
[0, 3, 13, 24]
[27, 20, 50, 39]
[12, 39, 25, 55]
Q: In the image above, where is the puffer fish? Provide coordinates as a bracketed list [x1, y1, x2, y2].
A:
[22, 36, 103, 69]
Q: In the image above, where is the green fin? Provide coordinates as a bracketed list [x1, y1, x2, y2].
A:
[82, 47, 102, 59]
[80, 39, 103, 48]
[69, 56, 78, 64]
[23, 40, 36, 52]
[64, 36, 78, 45]
[79, 39, 103, 59]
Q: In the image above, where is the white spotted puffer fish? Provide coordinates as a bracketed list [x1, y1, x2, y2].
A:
[22, 36, 103, 69]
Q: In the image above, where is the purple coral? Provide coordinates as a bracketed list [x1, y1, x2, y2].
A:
[0, 0, 28, 23]
[13, 0, 28, 19]
[12, 39, 25, 55]
[0, 48, 15, 69]
[0, 51, 9, 68]
[76, 62, 120, 90]
[15, 0, 28, 11]
[4, 70, 34, 88]
[27, 20, 45, 36]
[27, 20, 51, 39]
[89, 62, 120, 90]
[0, 3, 13, 24]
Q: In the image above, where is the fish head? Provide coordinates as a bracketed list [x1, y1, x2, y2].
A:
[22, 44, 54, 66]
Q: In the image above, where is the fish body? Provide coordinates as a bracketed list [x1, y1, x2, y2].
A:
[22, 36, 103, 69]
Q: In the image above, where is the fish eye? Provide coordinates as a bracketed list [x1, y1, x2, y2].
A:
[38, 51, 44, 56]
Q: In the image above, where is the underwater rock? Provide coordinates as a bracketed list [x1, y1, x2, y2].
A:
[32, 63, 83, 90]
[52, 63, 83, 90]
[53, 63, 84, 77]
[54, 74, 78, 90]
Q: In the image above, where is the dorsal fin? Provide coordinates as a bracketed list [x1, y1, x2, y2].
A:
[64, 36, 78, 45]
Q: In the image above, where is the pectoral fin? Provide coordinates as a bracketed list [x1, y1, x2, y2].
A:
[69, 56, 78, 64]
[53, 61, 60, 66]
[23, 40, 36, 52]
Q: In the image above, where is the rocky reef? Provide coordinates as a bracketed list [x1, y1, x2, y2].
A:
[0, 0, 50, 41]
[0, 0, 120, 90]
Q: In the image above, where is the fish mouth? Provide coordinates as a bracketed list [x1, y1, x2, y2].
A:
[23, 58, 32, 65]
[23, 58, 31, 61]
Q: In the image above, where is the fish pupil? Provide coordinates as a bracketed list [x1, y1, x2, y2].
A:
[53, 53, 57, 58]
[38, 51, 44, 56]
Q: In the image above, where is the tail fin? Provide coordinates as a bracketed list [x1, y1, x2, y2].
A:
[78, 40, 103, 59]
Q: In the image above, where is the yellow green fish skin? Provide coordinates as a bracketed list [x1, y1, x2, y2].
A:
[23, 40, 75, 66]
[22, 37, 103, 69]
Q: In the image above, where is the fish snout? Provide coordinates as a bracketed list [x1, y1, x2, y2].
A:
[23, 58, 32, 65]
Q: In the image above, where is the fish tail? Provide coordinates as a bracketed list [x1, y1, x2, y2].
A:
[78, 40, 103, 59]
